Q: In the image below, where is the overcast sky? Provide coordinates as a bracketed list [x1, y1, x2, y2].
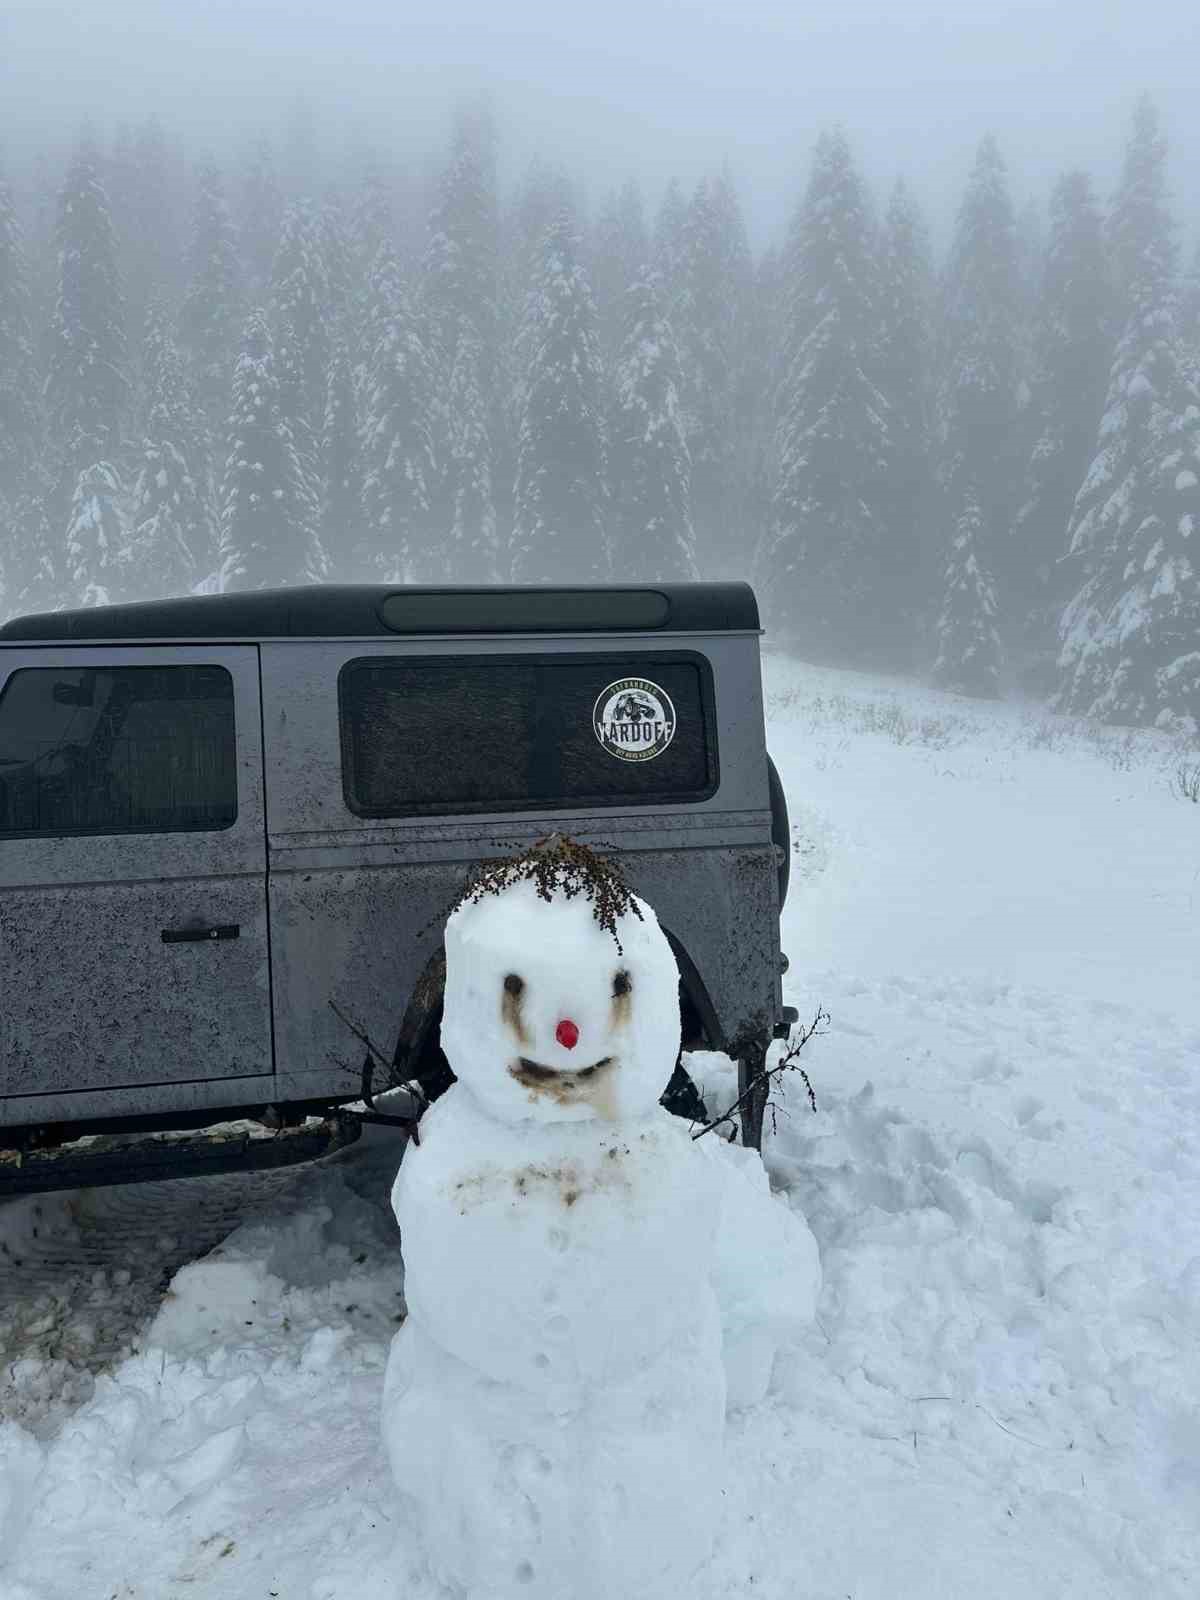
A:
[3, 0, 1197, 249]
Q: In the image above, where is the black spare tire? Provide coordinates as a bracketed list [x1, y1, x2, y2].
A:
[767, 753, 790, 908]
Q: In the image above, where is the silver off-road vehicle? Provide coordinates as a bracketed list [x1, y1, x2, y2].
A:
[0, 584, 792, 1193]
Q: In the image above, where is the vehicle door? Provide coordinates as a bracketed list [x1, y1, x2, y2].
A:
[0, 646, 273, 1112]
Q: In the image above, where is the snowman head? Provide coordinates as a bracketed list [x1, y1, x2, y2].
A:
[440, 867, 681, 1126]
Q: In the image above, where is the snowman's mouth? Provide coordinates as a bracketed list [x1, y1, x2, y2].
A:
[510, 1056, 615, 1091]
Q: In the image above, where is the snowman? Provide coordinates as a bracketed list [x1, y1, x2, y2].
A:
[382, 842, 820, 1600]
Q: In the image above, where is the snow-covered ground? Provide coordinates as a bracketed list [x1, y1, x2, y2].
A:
[2, 655, 1198, 1599]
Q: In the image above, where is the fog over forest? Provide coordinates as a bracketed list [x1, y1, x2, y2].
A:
[1, 1, 1198, 730]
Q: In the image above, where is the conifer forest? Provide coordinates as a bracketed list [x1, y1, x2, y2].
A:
[1, 96, 1198, 732]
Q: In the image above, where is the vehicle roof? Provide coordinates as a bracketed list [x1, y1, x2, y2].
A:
[0, 583, 760, 642]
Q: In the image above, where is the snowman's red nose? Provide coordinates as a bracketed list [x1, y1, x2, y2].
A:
[555, 1019, 580, 1051]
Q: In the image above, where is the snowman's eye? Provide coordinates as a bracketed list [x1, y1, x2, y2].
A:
[504, 973, 525, 997]
[613, 970, 631, 998]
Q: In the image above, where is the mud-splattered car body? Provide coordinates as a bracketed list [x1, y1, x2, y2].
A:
[0, 584, 790, 1182]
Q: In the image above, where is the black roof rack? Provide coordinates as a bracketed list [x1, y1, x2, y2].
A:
[0, 583, 760, 642]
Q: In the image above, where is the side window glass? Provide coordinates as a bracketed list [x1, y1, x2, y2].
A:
[0, 664, 237, 837]
[339, 655, 715, 817]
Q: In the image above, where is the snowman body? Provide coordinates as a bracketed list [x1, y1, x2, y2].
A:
[382, 874, 819, 1599]
[385, 1089, 725, 1600]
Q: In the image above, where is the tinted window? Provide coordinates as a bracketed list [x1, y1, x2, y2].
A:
[340, 654, 716, 816]
[0, 664, 237, 837]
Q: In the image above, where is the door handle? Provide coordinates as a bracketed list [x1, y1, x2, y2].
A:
[161, 924, 241, 944]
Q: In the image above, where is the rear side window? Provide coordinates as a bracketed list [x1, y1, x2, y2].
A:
[0, 664, 237, 837]
[339, 654, 717, 816]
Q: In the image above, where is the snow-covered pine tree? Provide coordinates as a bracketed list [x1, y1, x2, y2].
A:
[360, 238, 407, 380]
[270, 201, 332, 571]
[422, 102, 501, 548]
[5, 492, 59, 618]
[1009, 170, 1112, 681]
[219, 310, 319, 589]
[45, 134, 128, 478]
[652, 179, 689, 315]
[511, 212, 609, 583]
[875, 178, 936, 655]
[271, 310, 324, 579]
[608, 271, 697, 582]
[673, 172, 753, 575]
[346, 157, 402, 357]
[270, 199, 332, 432]
[126, 307, 208, 600]
[423, 102, 499, 366]
[359, 281, 436, 581]
[238, 136, 284, 301]
[443, 324, 498, 582]
[762, 129, 894, 662]
[932, 487, 1003, 696]
[590, 178, 648, 367]
[1107, 95, 1176, 318]
[1181, 241, 1200, 364]
[319, 336, 361, 581]
[65, 460, 127, 607]
[937, 135, 1024, 625]
[318, 199, 353, 340]
[111, 117, 180, 348]
[775, 162, 817, 384]
[23, 148, 60, 347]
[349, 159, 396, 288]
[283, 93, 320, 206]
[0, 168, 39, 518]
[1062, 101, 1176, 595]
[1013, 194, 1045, 381]
[713, 169, 771, 578]
[180, 161, 240, 433]
[8, 166, 58, 609]
[739, 244, 785, 568]
[1015, 196, 1044, 310]
[1056, 100, 1200, 731]
[499, 161, 578, 549]
[107, 123, 136, 240]
[508, 160, 578, 300]
[1056, 318, 1200, 728]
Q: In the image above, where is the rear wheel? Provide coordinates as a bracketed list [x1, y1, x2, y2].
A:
[767, 754, 790, 907]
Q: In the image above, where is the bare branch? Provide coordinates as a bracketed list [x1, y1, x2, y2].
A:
[328, 998, 424, 1143]
[692, 1008, 829, 1142]
[328, 998, 394, 1072]
[1173, 761, 1200, 804]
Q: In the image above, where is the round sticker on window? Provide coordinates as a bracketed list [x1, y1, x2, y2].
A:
[593, 677, 677, 762]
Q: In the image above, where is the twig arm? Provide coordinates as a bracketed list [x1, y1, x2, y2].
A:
[328, 998, 424, 1143]
[692, 1008, 829, 1142]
